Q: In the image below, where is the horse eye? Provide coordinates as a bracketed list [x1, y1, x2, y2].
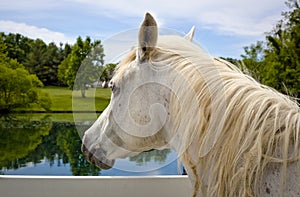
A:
[109, 82, 114, 90]
[109, 82, 118, 93]
[111, 85, 115, 92]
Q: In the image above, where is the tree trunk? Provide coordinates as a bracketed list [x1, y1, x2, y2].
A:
[81, 88, 86, 98]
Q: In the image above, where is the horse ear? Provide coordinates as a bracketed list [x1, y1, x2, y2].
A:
[138, 13, 158, 62]
[184, 26, 195, 41]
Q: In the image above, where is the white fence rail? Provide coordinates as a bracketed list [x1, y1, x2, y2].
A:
[0, 175, 192, 197]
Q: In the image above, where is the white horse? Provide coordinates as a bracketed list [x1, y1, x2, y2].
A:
[82, 13, 300, 196]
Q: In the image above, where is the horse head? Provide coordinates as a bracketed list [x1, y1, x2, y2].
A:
[81, 13, 197, 169]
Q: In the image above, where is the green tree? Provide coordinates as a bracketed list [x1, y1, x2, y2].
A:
[24, 39, 48, 84]
[58, 36, 104, 97]
[0, 42, 51, 113]
[100, 63, 117, 81]
[57, 55, 71, 86]
[263, 0, 300, 96]
[24, 39, 65, 86]
[241, 0, 300, 97]
[42, 43, 61, 85]
[57, 43, 72, 86]
[0, 32, 72, 86]
[240, 41, 265, 81]
[0, 32, 33, 65]
[0, 38, 8, 62]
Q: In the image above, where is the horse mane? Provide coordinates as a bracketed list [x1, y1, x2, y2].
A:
[114, 35, 300, 196]
[156, 36, 300, 196]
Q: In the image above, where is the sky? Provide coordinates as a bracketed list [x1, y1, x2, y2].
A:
[0, 0, 289, 59]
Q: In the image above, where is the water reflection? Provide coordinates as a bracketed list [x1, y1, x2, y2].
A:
[0, 116, 52, 170]
[130, 149, 171, 166]
[55, 122, 100, 175]
[0, 115, 175, 176]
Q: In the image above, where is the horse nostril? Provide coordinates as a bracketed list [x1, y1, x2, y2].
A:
[82, 144, 94, 161]
[81, 144, 89, 155]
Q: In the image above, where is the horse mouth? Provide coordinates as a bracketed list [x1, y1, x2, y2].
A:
[81, 144, 115, 170]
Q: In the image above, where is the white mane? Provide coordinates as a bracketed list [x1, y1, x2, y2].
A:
[148, 35, 300, 196]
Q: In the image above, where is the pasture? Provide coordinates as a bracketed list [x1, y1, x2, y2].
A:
[19, 86, 111, 112]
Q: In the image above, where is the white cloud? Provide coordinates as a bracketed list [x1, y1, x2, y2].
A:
[72, 0, 286, 37]
[0, 20, 75, 44]
[0, 0, 61, 10]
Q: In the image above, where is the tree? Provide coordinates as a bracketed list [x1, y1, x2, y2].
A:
[57, 43, 73, 86]
[263, 0, 300, 96]
[100, 63, 117, 82]
[41, 42, 61, 85]
[241, 0, 300, 98]
[0, 33, 71, 86]
[57, 55, 71, 86]
[58, 36, 104, 97]
[24, 39, 48, 84]
[0, 32, 33, 65]
[24, 39, 66, 86]
[240, 41, 265, 81]
[0, 41, 52, 113]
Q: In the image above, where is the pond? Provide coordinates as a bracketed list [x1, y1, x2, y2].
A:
[0, 114, 181, 176]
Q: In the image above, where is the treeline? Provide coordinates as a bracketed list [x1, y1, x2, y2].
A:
[230, 0, 300, 98]
[0, 33, 114, 113]
[0, 33, 72, 86]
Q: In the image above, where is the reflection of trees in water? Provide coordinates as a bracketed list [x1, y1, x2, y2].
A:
[0, 117, 100, 175]
[0, 116, 172, 175]
[56, 122, 101, 175]
[129, 149, 171, 166]
[0, 117, 52, 170]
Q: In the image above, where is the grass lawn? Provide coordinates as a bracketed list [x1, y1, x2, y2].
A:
[28, 86, 111, 112]
[16, 113, 101, 122]
[14, 86, 111, 122]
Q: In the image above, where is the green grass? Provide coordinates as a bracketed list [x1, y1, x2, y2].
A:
[22, 86, 111, 112]
[13, 86, 111, 122]
[17, 113, 101, 122]
[42, 86, 111, 111]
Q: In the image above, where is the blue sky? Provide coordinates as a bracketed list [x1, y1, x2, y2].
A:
[0, 0, 288, 58]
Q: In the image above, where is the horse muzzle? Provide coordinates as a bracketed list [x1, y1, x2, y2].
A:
[81, 141, 115, 170]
